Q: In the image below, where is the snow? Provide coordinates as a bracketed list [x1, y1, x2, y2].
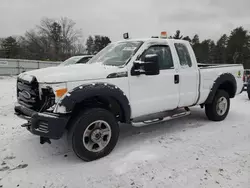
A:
[0, 76, 249, 188]
[18, 63, 120, 84]
[18, 73, 34, 83]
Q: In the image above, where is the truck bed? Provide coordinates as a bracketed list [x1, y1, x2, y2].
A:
[197, 63, 243, 105]
[197, 63, 241, 69]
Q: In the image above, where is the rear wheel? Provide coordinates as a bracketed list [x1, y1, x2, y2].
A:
[68, 108, 119, 161]
[205, 90, 230, 121]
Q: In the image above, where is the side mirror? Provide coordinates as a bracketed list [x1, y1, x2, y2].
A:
[132, 54, 160, 76]
[143, 54, 160, 75]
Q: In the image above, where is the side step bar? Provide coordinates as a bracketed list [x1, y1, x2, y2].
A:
[132, 107, 191, 127]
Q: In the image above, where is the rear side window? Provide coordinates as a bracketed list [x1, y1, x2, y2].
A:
[174, 43, 192, 67]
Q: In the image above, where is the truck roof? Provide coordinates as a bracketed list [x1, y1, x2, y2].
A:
[116, 38, 189, 44]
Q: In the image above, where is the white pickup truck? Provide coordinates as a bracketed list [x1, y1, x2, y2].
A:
[14, 37, 243, 161]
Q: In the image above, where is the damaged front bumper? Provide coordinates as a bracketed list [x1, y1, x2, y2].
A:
[14, 103, 70, 140]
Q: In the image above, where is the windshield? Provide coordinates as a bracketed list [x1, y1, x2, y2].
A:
[87, 41, 143, 66]
[59, 56, 83, 66]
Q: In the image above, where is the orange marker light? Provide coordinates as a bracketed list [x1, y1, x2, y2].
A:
[55, 88, 68, 97]
[160, 31, 167, 38]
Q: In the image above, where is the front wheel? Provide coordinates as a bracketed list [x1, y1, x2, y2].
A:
[205, 90, 230, 121]
[68, 108, 119, 161]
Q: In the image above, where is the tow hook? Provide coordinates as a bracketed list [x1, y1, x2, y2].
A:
[40, 137, 51, 144]
[21, 122, 31, 127]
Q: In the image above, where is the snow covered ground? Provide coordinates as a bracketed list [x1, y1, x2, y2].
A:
[0, 76, 249, 188]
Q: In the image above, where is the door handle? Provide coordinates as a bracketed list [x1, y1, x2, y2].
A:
[174, 74, 179, 84]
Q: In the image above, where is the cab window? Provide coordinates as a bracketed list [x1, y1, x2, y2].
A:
[174, 43, 192, 67]
[140, 45, 174, 70]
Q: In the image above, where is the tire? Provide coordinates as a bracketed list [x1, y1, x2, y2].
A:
[248, 92, 250, 100]
[68, 108, 119, 161]
[205, 90, 230, 121]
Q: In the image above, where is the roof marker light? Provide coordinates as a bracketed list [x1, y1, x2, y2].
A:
[160, 31, 167, 38]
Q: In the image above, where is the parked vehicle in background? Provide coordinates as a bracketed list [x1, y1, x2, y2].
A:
[59, 55, 93, 66]
[247, 79, 250, 99]
[14, 33, 244, 162]
[243, 69, 250, 91]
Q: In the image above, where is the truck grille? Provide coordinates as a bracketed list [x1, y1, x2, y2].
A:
[17, 76, 41, 111]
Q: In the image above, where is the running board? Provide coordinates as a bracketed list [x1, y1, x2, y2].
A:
[132, 107, 191, 127]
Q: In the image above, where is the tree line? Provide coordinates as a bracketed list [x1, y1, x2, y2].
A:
[0, 17, 249, 68]
[0, 17, 111, 61]
[170, 27, 250, 68]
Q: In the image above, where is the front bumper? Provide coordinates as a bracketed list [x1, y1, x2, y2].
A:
[14, 103, 70, 139]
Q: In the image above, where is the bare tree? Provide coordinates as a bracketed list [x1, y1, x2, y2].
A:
[34, 17, 83, 60]
[59, 17, 82, 55]
[36, 18, 62, 59]
[73, 42, 86, 55]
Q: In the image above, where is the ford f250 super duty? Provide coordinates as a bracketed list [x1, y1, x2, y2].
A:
[14, 37, 243, 161]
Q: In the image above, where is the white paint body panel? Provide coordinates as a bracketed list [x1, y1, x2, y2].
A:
[19, 63, 120, 83]
[128, 69, 179, 118]
[198, 66, 244, 104]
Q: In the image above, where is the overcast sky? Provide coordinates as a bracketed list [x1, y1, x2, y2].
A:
[1, 0, 250, 42]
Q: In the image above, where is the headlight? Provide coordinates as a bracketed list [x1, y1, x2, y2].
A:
[40, 82, 67, 103]
[55, 88, 68, 98]
[51, 83, 68, 101]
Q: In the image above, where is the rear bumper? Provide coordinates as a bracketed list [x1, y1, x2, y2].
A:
[14, 103, 70, 139]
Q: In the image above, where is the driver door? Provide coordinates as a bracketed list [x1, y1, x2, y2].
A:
[128, 45, 179, 118]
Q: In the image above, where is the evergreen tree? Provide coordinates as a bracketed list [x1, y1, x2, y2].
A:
[191, 34, 201, 62]
[183, 36, 191, 42]
[1, 36, 19, 58]
[93, 35, 111, 53]
[86, 36, 95, 54]
[208, 40, 217, 63]
[215, 34, 228, 64]
[199, 40, 210, 63]
[173, 30, 183, 39]
[226, 27, 250, 67]
[50, 22, 62, 58]
[191, 34, 200, 46]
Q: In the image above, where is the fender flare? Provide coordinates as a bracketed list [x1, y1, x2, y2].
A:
[204, 73, 237, 104]
[56, 82, 131, 123]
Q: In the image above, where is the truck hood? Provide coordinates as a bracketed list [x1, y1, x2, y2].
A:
[18, 63, 121, 83]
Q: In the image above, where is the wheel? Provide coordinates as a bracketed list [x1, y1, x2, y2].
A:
[68, 108, 119, 161]
[248, 92, 250, 100]
[205, 90, 230, 121]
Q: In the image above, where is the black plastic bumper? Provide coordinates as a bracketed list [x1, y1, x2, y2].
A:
[14, 103, 70, 139]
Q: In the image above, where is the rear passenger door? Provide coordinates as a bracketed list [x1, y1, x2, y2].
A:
[174, 43, 199, 107]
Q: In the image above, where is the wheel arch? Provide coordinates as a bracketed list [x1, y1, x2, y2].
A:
[56, 82, 131, 124]
[205, 73, 237, 104]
